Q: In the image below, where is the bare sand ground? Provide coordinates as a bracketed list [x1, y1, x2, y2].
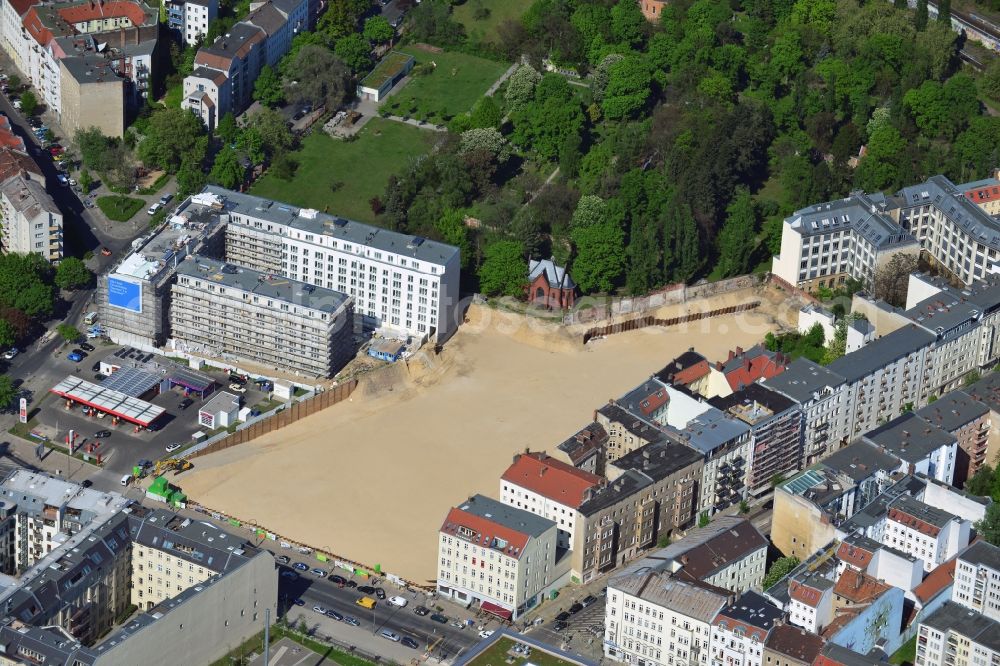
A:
[180, 286, 800, 584]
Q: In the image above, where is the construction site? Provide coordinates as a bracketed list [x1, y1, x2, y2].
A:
[180, 281, 804, 584]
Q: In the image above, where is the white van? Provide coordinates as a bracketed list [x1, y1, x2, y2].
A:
[84, 311, 98, 325]
[388, 596, 408, 607]
[120, 474, 131, 486]
[147, 203, 161, 216]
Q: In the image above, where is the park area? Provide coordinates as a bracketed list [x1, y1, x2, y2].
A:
[380, 46, 509, 122]
[452, 0, 535, 44]
[96, 195, 144, 221]
[179, 285, 800, 585]
[249, 118, 436, 223]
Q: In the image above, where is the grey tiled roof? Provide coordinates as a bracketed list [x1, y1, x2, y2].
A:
[916, 390, 989, 432]
[958, 541, 1000, 571]
[922, 601, 1000, 653]
[862, 413, 956, 464]
[825, 325, 934, 383]
[897, 175, 1000, 250]
[763, 358, 844, 404]
[785, 191, 916, 249]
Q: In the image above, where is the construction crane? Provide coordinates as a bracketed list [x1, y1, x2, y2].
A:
[153, 458, 193, 477]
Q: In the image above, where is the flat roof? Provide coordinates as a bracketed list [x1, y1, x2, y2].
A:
[611, 440, 702, 483]
[169, 366, 214, 392]
[916, 390, 989, 431]
[959, 541, 1000, 571]
[826, 325, 935, 384]
[862, 412, 957, 463]
[819, 440, 900, 482]
[921, 601, 1000, 653]
[100, 366, 161, 397]
[205, 185, 459, 266]
[763, 357, 845, 403]
[201, 391, 239, 414]
[49, 376, 165, 426]
[176, 254, 351, 314]
[360, 50, 414, 89]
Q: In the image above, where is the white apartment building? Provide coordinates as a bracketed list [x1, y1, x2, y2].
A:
[836, 534, 924, 598]
[709, 591, 783, 666]
[771, 190, 920, 291]
[863, 412, 957, 486]
[167, 0, 219, 46]
[764, 358, 848, 465]
[883, 495, 972, 573]
[952, 541, 1000, 621]
[605, 573, 730, 666]
[437, 495, 565, 620]
[915, 601, 1000, 666]
[218, 186, 461, 343]
[0, 173, 62, 261]
[499, 451, 603, 551]
[787, 572, 834, 633]
[170, 254, 355, 378]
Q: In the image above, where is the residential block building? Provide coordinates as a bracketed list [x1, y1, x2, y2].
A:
[764, 358, 847, 465]
[170, 254, 355, 378]
[916, 391, 991, 486]
[762, 624, 825, 666]
[915, 601, 1000, 666]
[951, 541, 1000, 621]
[500, 451, 603, 551]
[437, 495, 566, 620]
[863, 412, 957, 486]
[605, 573, 731, 666]
[166, 0, 219, 45]
[881, 495, 972, 573]
[709, 591, 783, 666]
[0, 172, 61, 261]
[219, 186, 461, 343]
[183, 0, 306, 129]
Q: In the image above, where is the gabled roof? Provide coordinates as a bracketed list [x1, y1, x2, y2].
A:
[912, 558, 955, 605]
[440, 495, 553, 559]
[718, 345, 789, 391]
[789, 576, 831, 608]
[529, 258, 575, 290]
[833, 569, 890, 604]
[57, 0, 149, 26]
[863, 412, 956, 464]
[837, 534, 880, 570]
[764, 624, 824, 663]
[556, 422, 608, 467]
[714, 591, 783, 639]
[916, 390, 989, 432]
[958, 540, 1000, 571]
[656, 349, 710, 387]
[826, 325, 934, 384]
[500, 451, 603, 509]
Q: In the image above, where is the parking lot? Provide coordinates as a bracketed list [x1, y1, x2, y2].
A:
[30, 344, 277, 476]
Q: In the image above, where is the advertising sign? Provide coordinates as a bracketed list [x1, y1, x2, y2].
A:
[107, 276, 143, 313]
[18, 398, 26, 424]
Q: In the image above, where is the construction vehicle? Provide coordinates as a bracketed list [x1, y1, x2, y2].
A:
[152, 458, 193, 477]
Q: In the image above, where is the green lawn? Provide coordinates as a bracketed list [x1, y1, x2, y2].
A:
[890, 636, 917, 666]
[381, 47, 509, 122]
[453, 0, 535, 44]
[466, 638, 582, 666]
[250, 118, 435, 223]
[96, 195, 145, 221]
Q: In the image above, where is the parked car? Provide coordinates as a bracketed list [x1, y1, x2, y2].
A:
[568, 603, 584, 614]
[374, 588, 386, 600]
[228, 383, 247, 393]
[3, 347, 18, 360]
[292, 562, 308, 571]
[343, 616, 361, 626]
[67, 352, 83, 362]
[292, 110, 305, 121]
[357, 585, 376, 594]
[311, 568, 326, 578]
[70, 349, 87, 358]
[93, 373, 107, 381]
[325, 609, 344, 621]
[56, 173, 69, 186]
[388, 596, 407, 607]
[380, 630, 400, 642]
[343, 580, 357, 588]
[553, 620, 568, 631]
[79, 342, 94, 352]
[165, 443, 182, 453]
[555, 612, 570, 622]
[478, 630, 494, 639]
[312, 605, 327, 615]
[91, 361, 101, 372]
[580, 595, 598, 608]
[430, 614, 448, 624]
[330, 574, 347, 586]
[48, 145, 63, 155]
[178, 397, 193, 410]
[280, 570, 299, 581]
[414, 606, 429, 616]
[402, 637, 419, 649]
[159, 193, 173, 205]
[228, 373, 246, 384]
[94, 430, 111, 438]
[292, 598, 305, 606]
[276, 555, 290, 564]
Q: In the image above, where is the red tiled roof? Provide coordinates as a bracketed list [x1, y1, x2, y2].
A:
[888, 507, 941, 537]
[789, 580, 825, 608]
[22, 8, 53, 47]
[721, 345, 789, 391]
[836, 542, 875, 570]
[440, 507, 529, 559]
[0, 148, 41, 183]
[913, 559, 956, 604]
[833, 569, 889, 604]
[714, 615, 769, 642]
[673, 360, 710, 385]
[501, 452, 602, 509]
[0, 116, 25, 152]
[8, 0, 37, 17]
[58, 1, 147, 27]
[819, 613, 854, 640]
[965, 186, 1000, 204]
[637, 387, 669, 416]
[765, 624, 825, 663]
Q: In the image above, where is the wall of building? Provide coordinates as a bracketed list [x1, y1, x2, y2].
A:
[59, 62, 125, 139]
[97, 553, 278, 666]
[771, 490, 838, 561]
[828, 587, 905, 656]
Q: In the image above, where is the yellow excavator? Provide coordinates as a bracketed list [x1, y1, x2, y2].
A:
[153, 458, 193, 477]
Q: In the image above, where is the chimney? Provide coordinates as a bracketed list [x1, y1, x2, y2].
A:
[540, 467, 547, 477]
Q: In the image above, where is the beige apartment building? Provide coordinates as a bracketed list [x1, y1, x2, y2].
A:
[0, 174, 62, 261]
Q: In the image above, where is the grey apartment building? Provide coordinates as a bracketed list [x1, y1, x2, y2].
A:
[170, 254, 355, 377]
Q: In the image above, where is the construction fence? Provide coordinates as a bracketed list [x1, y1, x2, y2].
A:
[581, 301, 762, 344]
[188, 380, 357, 459]
[564, 273, 768, 325]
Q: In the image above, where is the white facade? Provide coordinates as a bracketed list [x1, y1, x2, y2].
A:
[884, 507, 971, 573]
[710, 624, 767, 666]
[605, 576, 727, 666]
[701, 547, 766, 595]
[220, 187, 461, 343]
[915, 604, 1000, 666]
[952, 542, 1000, 621]
[0, 174, 63, 261]
[500, 482, 580, 550]
[797, 305, 836, 344]
[185, 0, 217, 45]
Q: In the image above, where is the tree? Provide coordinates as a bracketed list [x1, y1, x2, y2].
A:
[716, 189, 758, 278]
[433, 209, 471, 269]
[54, 257, 92, 290]
[469, 96, 502, 129]
[981, 59, 1000, 102]
[504, 65, 541, 114]
[363, 15, 394, 44]
[763, 557, 800, 589]
[0, 254, 54, 319]
[478, 240, 525, 297]
[855, 124, 906, 191]
[334, 34, 372, 73]
[965, 465, 994, 497]
[56, 324, 81, 343]
[215, 112, 239, 144]
[602, 55, 652, 120]
[285, 45, 352, 112]
[739, 500, 750, 514]
[20, 90, 37, 117]
[511, 74, 584, 161]
[270, 154, 299, 180]
[137, 107, 207, 173]
[571, 219, 626, 293]
[0, 376, 15, 411]
[871, 253, 918, 307]
[915, 0, 928, 30]
[77, 128, 117, 175]
[656, 534, 671, 548]
[176, 156, 207, 196]
[78, 170, 93, 194]
[0, 320, 14, 350]
[965, 370, 982, 387]
[976, 502, 1000, 547]
[610, 0, 646, 48]
[246, 108, 295, 161]
[253, 65, 284, 107]
[698, 512, 711, 528]
[937, 0, 951, 23]
[209, 146, 246, 190]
